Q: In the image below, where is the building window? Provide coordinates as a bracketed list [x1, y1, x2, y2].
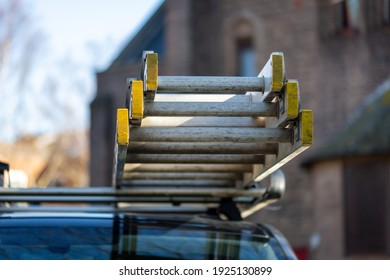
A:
[363, 0, 390, 30]
[343, 160, 390, 257]
[335, 0, 360, 33]
[236, 38, 256, 77]
[384, 0, 390, 25]
[318, 0, 362, 38]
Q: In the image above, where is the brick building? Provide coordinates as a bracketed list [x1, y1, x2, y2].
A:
[90, 0, 390, 259]
[304, 81, 390, 259]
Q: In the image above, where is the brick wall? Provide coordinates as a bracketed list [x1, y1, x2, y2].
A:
[309, 160, 344, 259]
[90, 0, 390, 253]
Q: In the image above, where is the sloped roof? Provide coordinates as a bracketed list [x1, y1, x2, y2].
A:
[304, 80, 390, 166]
[108, 2, 165, 70]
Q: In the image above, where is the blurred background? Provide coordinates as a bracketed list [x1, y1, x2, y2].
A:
[0, 0, 162, 186]
[1, 0, 389, 259]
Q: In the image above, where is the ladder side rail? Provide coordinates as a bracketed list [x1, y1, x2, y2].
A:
[112, 109, 129, 189]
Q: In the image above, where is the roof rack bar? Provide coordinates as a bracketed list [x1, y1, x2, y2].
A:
[0, 205, 211, 214]
[0, 187, 266, 199]
[0, 196, 256, 204]
[0, 196, 213, 203]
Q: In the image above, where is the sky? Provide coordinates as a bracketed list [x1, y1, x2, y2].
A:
[33, 0, 163, 69]
[0, 0, 163, 142]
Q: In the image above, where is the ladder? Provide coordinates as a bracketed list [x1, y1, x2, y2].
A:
[112, 50, 313, 219]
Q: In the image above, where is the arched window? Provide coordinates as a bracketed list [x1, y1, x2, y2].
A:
[222, 13, 262, 76]
[232, 18, 257, 77]
[236, 38, 257, 77]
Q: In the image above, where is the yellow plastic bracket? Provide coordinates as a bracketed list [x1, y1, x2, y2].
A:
[285, 80, 299, 120]
[300, 110, 313, 146]
[117, 108, 129, 145]
[271, 53, 285, 92]
[131, 80, 144, 119]
[145, 53, 158, 91]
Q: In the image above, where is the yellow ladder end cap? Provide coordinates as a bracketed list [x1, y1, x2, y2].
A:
[271, 52, 285, 92]
[131, 80, 144, 119]
[117, 108, 129, 145]
[285, 80, 299, 120]
[146, 53, 158, 91]
[301, 109, 313, 146]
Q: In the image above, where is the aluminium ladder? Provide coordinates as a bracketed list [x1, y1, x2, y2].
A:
[0, 51, 312, 219]
[112, 50, 313, 219]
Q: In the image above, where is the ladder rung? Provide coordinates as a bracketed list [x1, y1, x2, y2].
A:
[130, 127, 292, 143]
[127, 142, 278, 155]
[124, 164, 253, 173]
[123, 172, 241, 180]
[143, 102, 277, 117]
[157, 76, 263, 92]
[154, 93, 252, 102]
[122, 180, 235, 187]
[126, 154, 264, 164]
[141, 116, 265, 128]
